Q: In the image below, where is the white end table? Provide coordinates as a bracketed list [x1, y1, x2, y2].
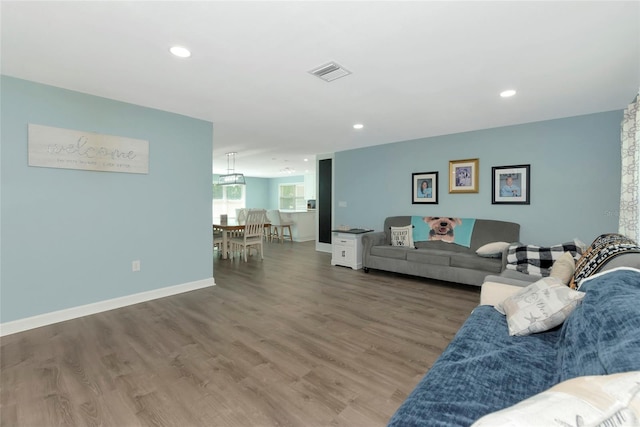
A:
[331, 229, 373, 270]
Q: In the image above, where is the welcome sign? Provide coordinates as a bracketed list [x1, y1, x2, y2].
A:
[28, 124, 149, 174]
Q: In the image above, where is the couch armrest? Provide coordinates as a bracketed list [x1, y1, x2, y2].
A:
[480, 281, 522, 306]
[362, 231, 386, 267]
[362, 231, 385, 248]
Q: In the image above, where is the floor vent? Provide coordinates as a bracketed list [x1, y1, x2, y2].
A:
[308, 62, 351, 82]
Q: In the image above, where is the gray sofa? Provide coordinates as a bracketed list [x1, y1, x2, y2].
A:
[362, 216, 520, 286]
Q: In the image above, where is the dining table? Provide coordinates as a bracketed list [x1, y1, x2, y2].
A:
[213, 219, 271, 259]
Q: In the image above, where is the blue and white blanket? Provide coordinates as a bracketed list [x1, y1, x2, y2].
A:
[411, 216, 476, 248]
[506, 241, 582, 277]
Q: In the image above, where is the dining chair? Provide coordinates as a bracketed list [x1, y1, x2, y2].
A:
[236, 208, 248, 223]
[213, 225, 227, 257]
[230, 209, 266, 262]
[267, 210, 294, 243]
[265, 210, 278, 242]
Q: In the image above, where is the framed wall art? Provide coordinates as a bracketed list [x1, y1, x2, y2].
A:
[412, 171, 438, 204]
[492, 164, 530, 204]
[449, 158, 479, 193]
[28, 124, 149, 174]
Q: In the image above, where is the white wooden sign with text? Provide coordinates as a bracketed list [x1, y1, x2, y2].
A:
[28, 124, 149, 174]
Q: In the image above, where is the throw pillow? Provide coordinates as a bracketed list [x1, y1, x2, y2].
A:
[471, 372, 640, 427]
[570, 233, 640, 289]
[495, 276, 585, 336]
[549, 251, 576, 285]
[390, 225, 414, 248]
[476, 241, 510, 258]
[505, 241, 583, 277]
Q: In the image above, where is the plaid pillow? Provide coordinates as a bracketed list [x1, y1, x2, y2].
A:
[506, 241, 582, 277]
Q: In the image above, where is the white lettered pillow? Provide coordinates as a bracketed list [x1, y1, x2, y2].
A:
[390, 225, 414, 248]
[472, 372, 640, 427]
[495, 276, 585, 336]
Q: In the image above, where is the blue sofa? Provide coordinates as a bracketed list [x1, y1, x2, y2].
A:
[387, 266, 640, 426]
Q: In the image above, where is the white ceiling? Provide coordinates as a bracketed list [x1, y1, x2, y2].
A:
[2, 1, 639, 178]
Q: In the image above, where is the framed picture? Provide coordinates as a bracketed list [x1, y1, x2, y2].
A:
[449, 158, 479, 193]
[492, 164, 530, 204]
[412, 171, 438, 204]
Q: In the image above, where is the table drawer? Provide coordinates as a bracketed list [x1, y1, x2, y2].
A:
[334, 238, 356, 248]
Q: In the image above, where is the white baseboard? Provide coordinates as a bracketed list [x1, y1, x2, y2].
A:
[316, 242, 332, 253]
[0, 277, 216, 337]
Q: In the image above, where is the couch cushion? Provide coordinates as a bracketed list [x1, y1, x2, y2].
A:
[450, 253, 502, 273]
[388, 305, 561, 427]
[556, 267, 640, 382]
[370, 245, 408, 260]
[469, 219, 520, 251]
[415, 239, 474, 254]
[406, 249, 451, 266]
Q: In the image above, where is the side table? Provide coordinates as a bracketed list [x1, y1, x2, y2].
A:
[331, 229, 373, 270]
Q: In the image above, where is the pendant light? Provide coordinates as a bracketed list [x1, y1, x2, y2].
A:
[218, 152, 246, 185]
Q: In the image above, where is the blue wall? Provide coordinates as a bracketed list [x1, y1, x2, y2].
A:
[0, 76, 214, 323]
[245, 176, 270, 209]
[334, 111, 623, 246]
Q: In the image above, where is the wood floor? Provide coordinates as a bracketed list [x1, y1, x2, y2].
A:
[1, 241, 480, 427]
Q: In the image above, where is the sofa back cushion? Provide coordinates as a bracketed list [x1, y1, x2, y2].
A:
[382, 217, 520, 255]
[415, 218, 519, 254]
[556, 267, 640, 382]
[470, 220, 520, 251]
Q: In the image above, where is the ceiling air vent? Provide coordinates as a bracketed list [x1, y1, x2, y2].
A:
[309, 62, 351, 82]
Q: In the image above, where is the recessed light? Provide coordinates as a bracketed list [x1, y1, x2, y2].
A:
[170, 46, 191, 58]
[353, 123, 364, 130]
[304, 158, 308, 162]
[500, 89, 516, 98]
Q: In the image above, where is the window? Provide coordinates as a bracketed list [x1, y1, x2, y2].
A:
[279, 183, 306, 211]
[213, 183, 245, 220]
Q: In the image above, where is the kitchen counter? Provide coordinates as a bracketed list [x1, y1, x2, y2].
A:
[283, 211, 316, 242]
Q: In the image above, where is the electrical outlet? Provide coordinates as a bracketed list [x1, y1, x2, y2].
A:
[132, 260, 141, 272]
